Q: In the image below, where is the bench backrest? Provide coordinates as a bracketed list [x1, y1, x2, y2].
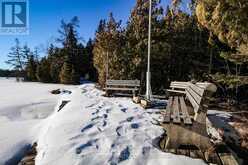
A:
[170, 81, 189, 90]
[106, 80, 140, 87]
[185, 82, 217, 119]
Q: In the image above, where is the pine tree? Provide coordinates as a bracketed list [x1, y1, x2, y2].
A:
[5, 39, 25, 71]
[26, 55, 37, 81]
[36, 57, 52, 83]
[124, 0, 164, 91]
[86, 38, 97, 81]
[93, 13, 125, 86]
[57, 17, 81, 84]
[59, 54, 73, 84]
[196, 0, 248, 61]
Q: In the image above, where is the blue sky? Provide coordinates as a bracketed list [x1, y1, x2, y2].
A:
[0, 0, 189, 69]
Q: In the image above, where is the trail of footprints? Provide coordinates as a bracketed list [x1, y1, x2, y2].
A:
[75, 98, 147, 164]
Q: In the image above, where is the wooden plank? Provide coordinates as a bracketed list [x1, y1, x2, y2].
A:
[105, 87, 139, 91]
[170, 85, 188, 89]
[208, 152, 222, 165]
[164, 97, 173, 123]
[171, 81, 189, 86]
[172, 96, 181, 124]
[167, 89, 186, 94]
[217, 145, 240, 165]
[186, 89, 200, 113]
[179, 97, 192, 125]
[106, 80, 140, 87]
[189, 83, 205, 97]
[187, 86, 202, 104]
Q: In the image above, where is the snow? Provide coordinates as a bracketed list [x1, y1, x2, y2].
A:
[0, 78, 75, 164]
[35, 84, 206, 165]
[0, 78, 206, 165]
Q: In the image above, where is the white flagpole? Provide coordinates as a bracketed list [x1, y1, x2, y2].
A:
[146, 0, 152, 100]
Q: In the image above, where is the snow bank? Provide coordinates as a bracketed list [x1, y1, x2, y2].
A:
[0, 78, 75, 164]
[36, 84, 206, 165]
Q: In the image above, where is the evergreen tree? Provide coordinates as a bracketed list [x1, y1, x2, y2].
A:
[36, 57, 52, 83]
[59, 54, 73, 84]
[124, 0, 165, 91]
[22, 44, 32, 65]
[49, 46, 64, 83]
[93, 13, 125, 87]
[5, 39, 25, 71]
[196, 0, 248, 62]
[26, 55, 38, 81]
[86, 38, 97, 81]
[57, 17, 82, 84]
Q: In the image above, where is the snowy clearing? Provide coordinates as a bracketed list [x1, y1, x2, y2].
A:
[0, 78, 207, 165]
[35, 84, 206, 165]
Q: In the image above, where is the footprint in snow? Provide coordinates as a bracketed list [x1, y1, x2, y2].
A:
[120, 108, 127, 113]
[131, 123, 140, 129]
[92, 109, 100, 115]
[91, 116, 102, 121]
[116, 126, 123, 136]
[118, 147, 130, 163]
[126, 117, 134, 122]
[119, 117, 135, 124]
[103, 120, 107, 127]
[142, 146, 151, 156]
[105, 108, 112, 114]
[76, 139, 98, 154]
[81, 123, 94, 133]
[103, 114, 108, 119]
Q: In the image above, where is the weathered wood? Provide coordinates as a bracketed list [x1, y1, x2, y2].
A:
[187, 86, 202, 104]
[179, 97, 192, 125]
[105, 79, 140, 97]
[164, 97, 173, 123]
[167, 89, 186, 94]
[105, 87, 139, 91]
[172, 96, 181, 124]
[106, 80, 140, 87]
[161, 81, 218, 162]
[217, 145, 240, 165]
[186, 90, 200, 113]
[189, 83, 205, 97]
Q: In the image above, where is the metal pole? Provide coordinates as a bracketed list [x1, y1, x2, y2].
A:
[146, 0, 152, 100]
[105, 51, 109, 88]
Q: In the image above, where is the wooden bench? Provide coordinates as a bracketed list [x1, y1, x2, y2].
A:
[166, 81, 189, 94]
[160, 82, 217, 160]
[105, 80, 140, 97]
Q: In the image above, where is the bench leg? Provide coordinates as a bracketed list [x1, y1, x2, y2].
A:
[105, 90, 112, 97]
[162, 123, 213, 160]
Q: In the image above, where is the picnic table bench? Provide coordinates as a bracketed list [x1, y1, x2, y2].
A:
[160, 82, 217, 160]
[105, 80, 140, 97]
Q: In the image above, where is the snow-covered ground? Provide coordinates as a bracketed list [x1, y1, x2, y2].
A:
[0, 78, 75, 164]
[0, 78, 207, 165]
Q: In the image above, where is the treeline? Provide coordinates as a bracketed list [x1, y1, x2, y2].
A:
[93, 0, 248, 102]
[93, 1, 223, 91]
[6, 17, 96, 84]
[0, 69, 18, 77]
[5, 0, 248, 102]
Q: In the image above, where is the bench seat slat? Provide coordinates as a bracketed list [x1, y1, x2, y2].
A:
[105, 87, 139, 91]
[179, 97, 192, 125]
[164, 97, 173, 123]
[172, 96, 181, 124]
